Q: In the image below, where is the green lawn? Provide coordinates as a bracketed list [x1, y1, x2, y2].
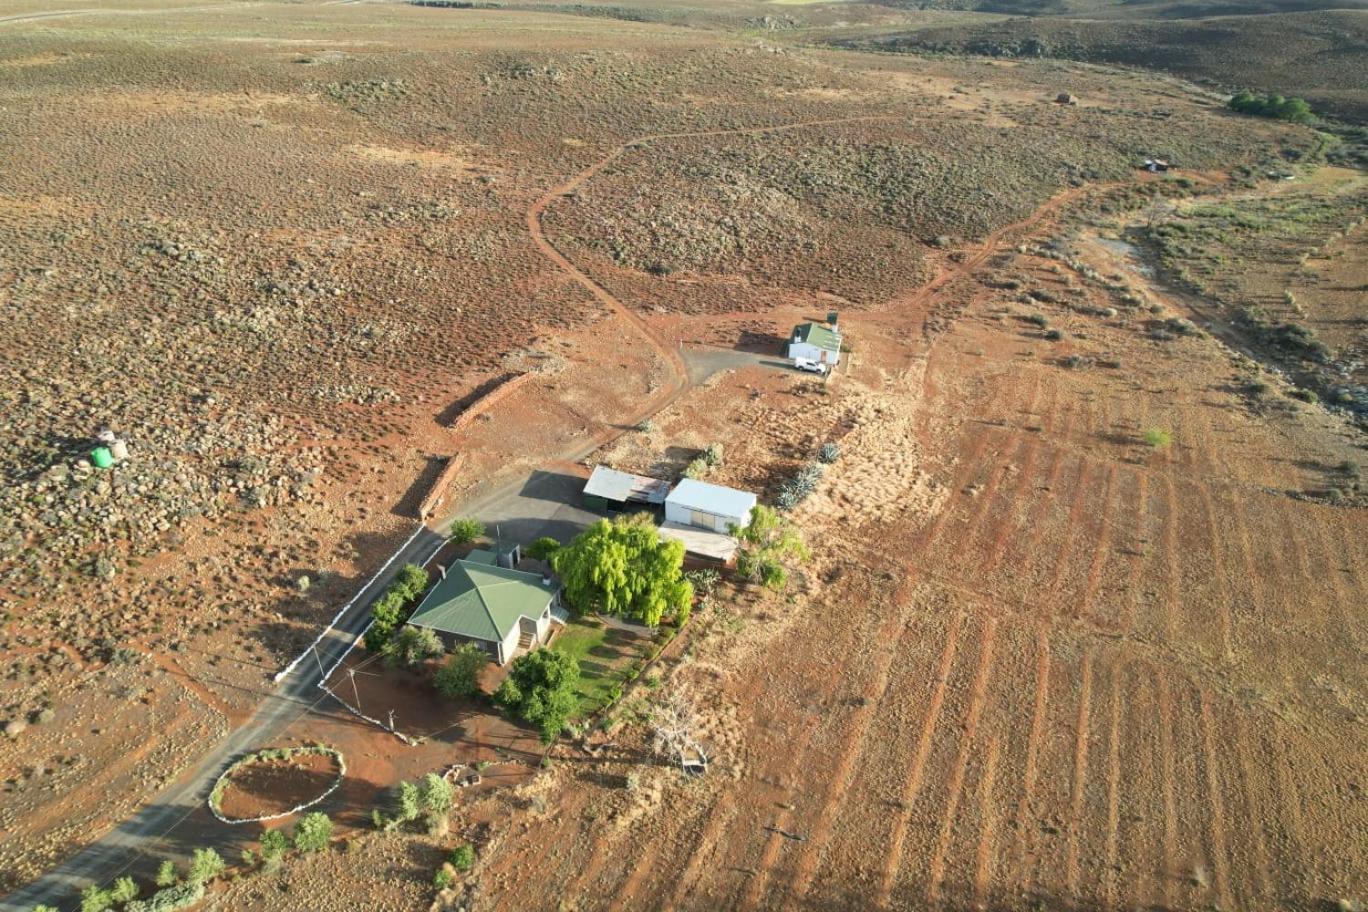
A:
[552, 616, 652, 718]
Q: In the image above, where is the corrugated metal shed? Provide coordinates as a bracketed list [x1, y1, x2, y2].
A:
[583, 465, 670, 505]
[665, 479, 757, 522]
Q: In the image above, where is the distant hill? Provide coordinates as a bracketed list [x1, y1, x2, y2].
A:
[831, 9, 1368, 122]
[862, 0, 1368, 19]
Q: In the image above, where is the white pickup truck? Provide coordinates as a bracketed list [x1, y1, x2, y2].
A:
[793, 357, 828, 375]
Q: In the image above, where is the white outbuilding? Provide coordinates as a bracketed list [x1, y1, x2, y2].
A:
[664, 479, 757, 533]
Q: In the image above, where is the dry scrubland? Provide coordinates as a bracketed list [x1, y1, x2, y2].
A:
[0, 0, 1365, 909]
[830, 9, 1368, 122]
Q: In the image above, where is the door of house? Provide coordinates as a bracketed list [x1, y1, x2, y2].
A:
[691, 509, 715, 530]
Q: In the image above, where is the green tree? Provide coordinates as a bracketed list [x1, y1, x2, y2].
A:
[551, 514, 692, 626]
[187, 847, 225, 886]
[447, 518, 485, 546]
[293, 812, 333, 853]
[79, 886, 112, 912]
[495, 649, 581, 743]
[434, 643, 486, 699]
[155, 860, 179, 888]
[109, 876, 138, 904]
[526, 536, 561, 562]
[32, 906, 58, 912]
[732, 506, 811, 592]
[382, 625, 444, 669]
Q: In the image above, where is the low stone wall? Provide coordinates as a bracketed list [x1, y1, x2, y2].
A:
[447, 371, 534, 435]
[419, 453, 466, 521]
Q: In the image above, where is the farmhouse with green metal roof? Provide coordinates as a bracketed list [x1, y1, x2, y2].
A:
[406, 557, 559, 665]
[788, 320, 842, 366]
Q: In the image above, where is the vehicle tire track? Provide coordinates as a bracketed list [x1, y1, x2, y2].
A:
[1063, 649, 1095, 904]
[1103, 659, 1123, 910]
[1194, 484, 1235, 661]
[1078, 463, 1120, 619]
[925, 615, 999, 905]
[1011, 623, 1052, 896]
[875, 612, 966, 909]
[972, 735, 1005, 908]
[1197, 694, 1235, 912]
[1157, 673, 1180, 910]
[775, 598, 927, 906]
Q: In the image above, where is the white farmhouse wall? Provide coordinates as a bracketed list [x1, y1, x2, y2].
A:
[498, 624, 520, 665]
[788, 341, 840, 365]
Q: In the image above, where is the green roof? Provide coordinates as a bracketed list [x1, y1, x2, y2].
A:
[793, 322, 841, 352]
[407, 560, 554, 643]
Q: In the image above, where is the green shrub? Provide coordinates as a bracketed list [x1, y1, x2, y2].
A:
[363, 565, 432, 653]
[79, 886, 112, 912]
[259, 828, 289, 869]
[448, 843, 476, 872]
[1143, 427, 1174, 449]
[527, 536, 561, 561]
[109, 876, 139, 904]
[703, 443, 724, 466]
[154, 861, 179, 888]
[817, 442, 840, 464]
[382, 625, 443, 669]
[187, 848, 224, 886]
[682, 457, 709, 480]
[447, 518, 485, 546]
[124, 882, 205, 912]
[634, 418, 654, 433]
[1228, 91, 1315, 124]
[293, 812, 333, 853]
[433, 867, 455, 890]
[1290, 387, 1318, 403]
[434, 643, 486, 698]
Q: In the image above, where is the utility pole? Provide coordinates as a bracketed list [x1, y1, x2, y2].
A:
[312, 644, 326, 680]
[346, 668, 362, 711]
[387, 709, 396, 732]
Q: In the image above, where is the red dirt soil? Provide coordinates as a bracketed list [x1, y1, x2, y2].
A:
[215, 751, 341, 822]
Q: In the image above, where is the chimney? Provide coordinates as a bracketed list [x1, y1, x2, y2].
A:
[439, 565, 447, 580]
[827, 310, 839, 329]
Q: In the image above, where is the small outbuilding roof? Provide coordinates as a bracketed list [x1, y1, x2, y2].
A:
[658, 521, 739, 562]
[791, 322, 841, 353]
[666, 479, 757, 521]
[584, 465, 670, 504]
[407, 560, 555, 643]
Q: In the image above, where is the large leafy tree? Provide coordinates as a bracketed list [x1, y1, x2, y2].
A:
[494, 649, 581, 743]
[731, 505, 810, 591]
[551, 514, 692, 626]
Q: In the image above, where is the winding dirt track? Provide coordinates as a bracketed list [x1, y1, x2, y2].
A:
[524, 114, 898, 402]
[483, 169, 1367, 912]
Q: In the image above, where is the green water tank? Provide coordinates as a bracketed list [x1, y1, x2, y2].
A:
[90, 447, 114, 469]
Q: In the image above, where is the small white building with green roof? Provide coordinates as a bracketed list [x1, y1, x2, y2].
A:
[788, 320, 842, 366]
[405, 551, 559, 665]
